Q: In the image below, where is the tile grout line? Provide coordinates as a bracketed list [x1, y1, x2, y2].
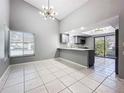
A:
[24, 65, 39, 93]
[0, 67, 11, 93]
[50, 67, 93, 93]
[18, 58, 116, 93]
[1, 66, 26, 92]
[46, 62, 95, 93]
[45, 63, 79, 93]
[23, 65, 26, 93]
[44, 64, 69, 93]
[68, 67, 115, 93]
[24, 64, 47, 93]
[39, 62, 76, 93]
[51, 71, 73, 93]
[91, 72, 114, 93]
[34, 63, 50, 93]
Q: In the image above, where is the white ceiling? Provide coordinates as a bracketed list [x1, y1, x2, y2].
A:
[64, 16, 119, 35]
[24, 0, 89, 20]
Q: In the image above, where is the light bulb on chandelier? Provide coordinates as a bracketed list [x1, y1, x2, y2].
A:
[39, 0, 58, 20]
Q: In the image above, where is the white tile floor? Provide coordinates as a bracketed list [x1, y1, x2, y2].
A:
[1, 57, 124, 93]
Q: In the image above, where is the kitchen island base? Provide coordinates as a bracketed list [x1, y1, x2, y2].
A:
[57, 48, 95, 68]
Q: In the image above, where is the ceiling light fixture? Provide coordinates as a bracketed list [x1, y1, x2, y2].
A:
[39, 0, 58, 20]
[80, 27, 85, 30]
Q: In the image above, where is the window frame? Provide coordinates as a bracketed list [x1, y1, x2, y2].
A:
[9, 31, 35, 58]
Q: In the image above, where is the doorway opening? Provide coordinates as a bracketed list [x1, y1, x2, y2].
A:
[92, 26, 118, 74]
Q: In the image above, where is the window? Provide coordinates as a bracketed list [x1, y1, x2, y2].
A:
[10, 31, 35, 57]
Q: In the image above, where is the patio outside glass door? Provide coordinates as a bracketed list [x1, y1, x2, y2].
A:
[95, 35, 115, 58]
[95, 37, 105, 57]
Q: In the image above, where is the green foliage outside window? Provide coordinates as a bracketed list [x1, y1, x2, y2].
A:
[95, 40, 109, 56]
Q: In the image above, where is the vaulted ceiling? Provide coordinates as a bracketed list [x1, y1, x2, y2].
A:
[24, 0, 89, 20]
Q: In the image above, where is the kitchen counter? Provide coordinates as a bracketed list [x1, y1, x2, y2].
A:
[58, 47, 93, 51]
[57, 48, 95, 68]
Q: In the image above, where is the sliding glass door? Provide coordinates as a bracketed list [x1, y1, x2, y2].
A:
[105, 35, 115, 58]
[95, 35, 115, 58]
[95, 37, 105, 57]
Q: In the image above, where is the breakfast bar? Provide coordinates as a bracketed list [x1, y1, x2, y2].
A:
[57, 48, 95, 68]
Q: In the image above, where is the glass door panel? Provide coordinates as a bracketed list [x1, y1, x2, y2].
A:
[95, 37, 105, 57]
[105, 36, 115, 58]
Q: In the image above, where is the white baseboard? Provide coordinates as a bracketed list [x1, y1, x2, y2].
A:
[0, 66, 11, 92]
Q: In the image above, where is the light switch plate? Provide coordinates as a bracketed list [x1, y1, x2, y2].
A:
[122, 42, 124, 47]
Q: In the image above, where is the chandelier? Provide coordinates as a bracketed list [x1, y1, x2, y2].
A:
[39, 0, 58, 20]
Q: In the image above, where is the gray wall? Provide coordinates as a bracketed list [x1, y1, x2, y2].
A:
[0, 0, 10, 78]
[9, 0, 59, 64]
[60, 0, 119, 33]
[0, 0, 10, 26]
[119, 0, 124, 79]
[84, 37, 94, 49]
[0, 29, 5, 58]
